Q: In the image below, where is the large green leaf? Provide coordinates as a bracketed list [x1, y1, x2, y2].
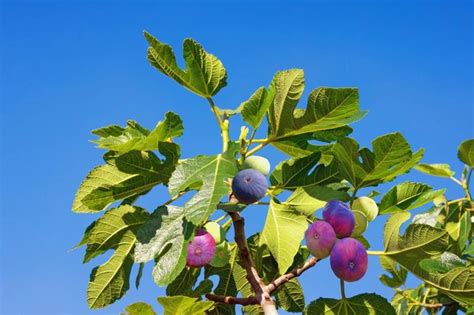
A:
[275, 278, 305, 312]
[134, 205, 194, 286]
[168, 144, 238, 225]
[382, 212, 474, 305]
[332, 134, 423, 189]
[270, 152, 340, 190]
[73, 143, 180, 213]
[260, 199, 307, 274]
[379, 182, 446, 214]
[145, 32, 227, 98]
[458, 139, 474, 167]
[240, 86, 275, 129]
[304, 293, 395, 315]
[121, 302, 156, 315]
[157, 296, 214, 315]
[414, 163, 454, 178]
[267, 70, 366, 141]
[86, 205, 149, 309]
[84, 205, 149, 263]
[166, 267, 200, 297]
[92, 112, 183, 153]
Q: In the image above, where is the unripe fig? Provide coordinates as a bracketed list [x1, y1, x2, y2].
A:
[351, 197, 378, 222]
[322, 200, 355, 238]
[204, 221, 225, 244]
[351, 210, 368, 236]
[330, 238, 368, 282]
[305, 221, 337, 259]
[243, 155, 271, 176]
[186, 229, 216, 268]
[209, 241, 231, 267]
[231, 169, 268, 204]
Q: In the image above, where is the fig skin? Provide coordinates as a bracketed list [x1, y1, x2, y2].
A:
[330, 237, 368, 282]
[352, 197, 378, 222]
[186, 229, 216, 268]
[322, 200, 355, 238]
[243, 155, 271, 176]
[231, 169, 268, 204]
[204, 221, 225, 244]
[305, 221, 337, 259]
[351, 210, 368, 236]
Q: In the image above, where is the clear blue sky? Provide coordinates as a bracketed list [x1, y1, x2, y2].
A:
[1, 1, 473, 314]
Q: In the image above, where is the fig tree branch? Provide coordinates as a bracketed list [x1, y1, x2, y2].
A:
[266, 257, 318, 294]
[205, 293, 258, 305]
[229, 211, 278, 314]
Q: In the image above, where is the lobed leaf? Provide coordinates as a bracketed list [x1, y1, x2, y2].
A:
[92, 112, 183, 153]
[121, 302, 156, 315]
[332, 134, 424, 189]
[145, 32, 227, 98]
[275, 278, 305, 312]
[240, 86, 275, 129]
[168, 143, 238, 225]
[267, 70, 365, 140]
[73, 143, 180, 213]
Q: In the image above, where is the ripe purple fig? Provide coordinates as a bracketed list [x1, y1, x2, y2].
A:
[322, 200, 355, 238]
[186, 229, 216, 268]
[330, 238, 368, 282]
[231, 169, 267, 204]
[305, 221, 337, 259]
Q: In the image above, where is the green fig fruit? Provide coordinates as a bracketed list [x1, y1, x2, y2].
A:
[352, 197, 378, 222]
[351, 210, 368, 236]
[209, 242, 231, 267]
[204, 221, 225, 244]
[243, 155, 271, 176]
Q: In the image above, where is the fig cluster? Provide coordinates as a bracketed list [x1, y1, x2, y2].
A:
[305, 200, 371, 282]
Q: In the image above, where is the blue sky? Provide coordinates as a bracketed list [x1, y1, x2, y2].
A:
[1, 1, 472, 314]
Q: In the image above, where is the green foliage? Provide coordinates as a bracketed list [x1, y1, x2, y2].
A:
[144, 32, 227, 98]
[168, 143, 238, 225]
[72, 33, 474, 314]
[304, 293, 395, 315]
[379, 182, 445, 214]
[157, 296, 215, 315]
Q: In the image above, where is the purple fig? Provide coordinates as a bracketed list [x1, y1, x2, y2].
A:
[305, 221, 337, 259]
[231, 169, 267, 204]
[186, 229, 216, 268]
[330, 238, 368, 282]
[322, 200, 355, 238]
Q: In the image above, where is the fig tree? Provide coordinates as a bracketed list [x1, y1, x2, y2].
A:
[322, 200, 355, 238]
[351, 197, 378, 222]
[186, 229, 216, 268]
[209, 241, 231, 267]
[243, 155, 271, 176]
[231, 169, 267, 204]
[351, 210, 368, 236]
[330, 237, 368, 282]
[204, 221, 225, 244]
[305, 220, 337, 259]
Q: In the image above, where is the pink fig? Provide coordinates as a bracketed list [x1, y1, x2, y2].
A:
[186, 229, 216, 267]
[305, 221, 337, 259]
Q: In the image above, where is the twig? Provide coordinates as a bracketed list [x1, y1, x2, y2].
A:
[266, 257, 318, 293]
[205, 293, 258, 305]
